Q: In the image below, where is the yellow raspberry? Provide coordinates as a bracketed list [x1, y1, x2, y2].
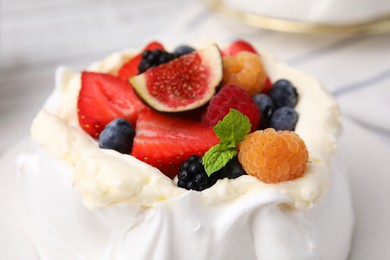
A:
[222, 51, 267, 96]
[238, 128, 308, 183]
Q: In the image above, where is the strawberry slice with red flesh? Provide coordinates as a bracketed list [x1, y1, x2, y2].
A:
[222, 39, 258, 56]
[78, 72, 146, 138]
[118, 41, 165, 80]
[131, 110, 220, 178]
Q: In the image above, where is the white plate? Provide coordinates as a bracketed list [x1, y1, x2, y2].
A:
[0, 118, 389, 259]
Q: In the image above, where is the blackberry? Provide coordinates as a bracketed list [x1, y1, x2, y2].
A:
[138, 50, 179, 73]
[252, 93, 275, 130]
[270, 79, 298, 108]
[177, 155, 215, 191]
[99, 118, 136, 154]
[177, 155, 247, 191]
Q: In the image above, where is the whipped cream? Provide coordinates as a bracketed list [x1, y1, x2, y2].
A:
[31, 47, 339, 210]
[22, 44, 354, 260]
[19, 146, 353, 260]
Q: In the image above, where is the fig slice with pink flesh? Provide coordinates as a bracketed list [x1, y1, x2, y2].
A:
[130, 44, 223, 112]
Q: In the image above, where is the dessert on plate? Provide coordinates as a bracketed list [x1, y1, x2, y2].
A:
[16, 40, 353, 259]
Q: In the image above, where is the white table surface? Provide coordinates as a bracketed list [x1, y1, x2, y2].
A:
[1, 0, 390, 259]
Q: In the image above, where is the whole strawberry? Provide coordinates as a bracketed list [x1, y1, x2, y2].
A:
[202, 84, 261, 132]
[222, 39, 258, 56]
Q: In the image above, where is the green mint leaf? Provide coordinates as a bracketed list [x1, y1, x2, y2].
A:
[218, 140, 236, 150]
[203, 144, 237, 176]
[214, 109, 251, 144]
[202, 109, 252, 177]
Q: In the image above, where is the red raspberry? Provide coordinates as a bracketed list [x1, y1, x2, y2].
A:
[202, 84, 260, 131]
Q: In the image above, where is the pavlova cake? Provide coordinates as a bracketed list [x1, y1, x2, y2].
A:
[19, 40, 354, 259]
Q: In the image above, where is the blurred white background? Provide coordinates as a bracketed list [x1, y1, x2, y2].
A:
[1, 0, 390, 258]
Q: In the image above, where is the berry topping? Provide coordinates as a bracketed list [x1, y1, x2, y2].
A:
[118, 41, 165, 80]
[77, 40, 309, 187]
[177, 155, 215, 191]
[269, 79, 298, 108]
[131, 110, 219, 178]
[98, 118, 135, 154]
[202, 84, 260, 132]
[270, 106, 299, 131]
[222, 51, 267, 96]
[222, 39, 258, 56]
[173, 45, 196, 56]
[178, 155, 246, 191]
[253, 93, 275, 130]
[213, 155, 247, 179]
[238, 128, 308, 183]
[77, 72, 146, 138]
[130, 44, 223, 112]
[138, 50, 178, 74]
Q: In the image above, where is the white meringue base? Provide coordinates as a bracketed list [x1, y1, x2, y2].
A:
[17, 145, 353, 260]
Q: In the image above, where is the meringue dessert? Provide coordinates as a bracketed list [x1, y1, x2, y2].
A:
[18, 40, 354, 259]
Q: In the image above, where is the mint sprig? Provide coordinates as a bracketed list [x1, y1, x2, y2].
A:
[203, 109, 251, 176]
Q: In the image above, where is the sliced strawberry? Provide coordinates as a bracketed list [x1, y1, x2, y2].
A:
[222, 39, 258, 56]
[131, 110, 219, 178]
[118, 41, 165, 80]
[78, 72, 146, 138]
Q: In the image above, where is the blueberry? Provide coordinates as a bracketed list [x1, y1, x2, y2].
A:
[173, 45, 195, 56]
[270, 107, 299, 131]
[252, 93, 275, 129]
[98, 118, 135, 154]
[270, 79, 298, 108]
